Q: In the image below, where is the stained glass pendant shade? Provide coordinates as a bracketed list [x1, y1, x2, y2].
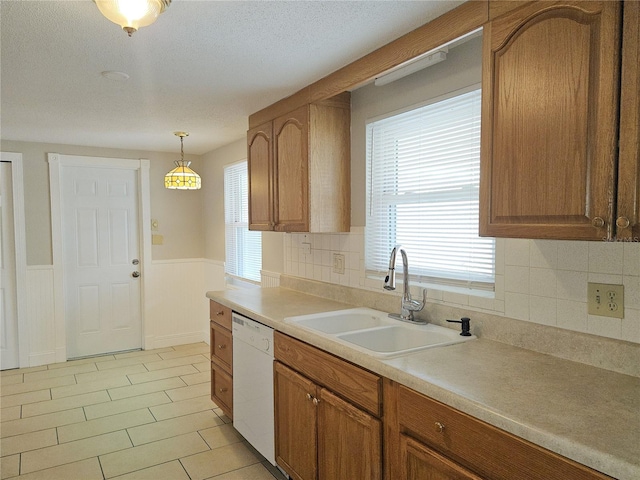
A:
[164, 132, 201, 190]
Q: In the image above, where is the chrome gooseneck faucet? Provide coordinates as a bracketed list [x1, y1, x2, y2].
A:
[384, 246, 427, 323]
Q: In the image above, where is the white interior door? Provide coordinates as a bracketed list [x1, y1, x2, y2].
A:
[62, 165, 142, 358]
[0, 162, 19, 369]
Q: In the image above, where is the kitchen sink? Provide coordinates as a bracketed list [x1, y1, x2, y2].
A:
[285, 307, 475, 357]
[287, 308, 392, 334]
[336, 325, 468, 355]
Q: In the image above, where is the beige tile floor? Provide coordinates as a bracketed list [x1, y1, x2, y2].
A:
[0, 343, 285, 480]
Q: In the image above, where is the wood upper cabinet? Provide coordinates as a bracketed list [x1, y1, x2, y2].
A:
[247, 122, 274, 231]
[274, 106, 309, 232]
[247, 93, 351, 233]
[480, 1, 622, 240]
[617, 0, 640, 240]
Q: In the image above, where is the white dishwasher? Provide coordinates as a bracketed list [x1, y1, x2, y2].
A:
[232, 312, 275, 465]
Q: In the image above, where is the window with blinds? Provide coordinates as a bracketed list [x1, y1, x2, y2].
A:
[365, 87, 495, 291]
[224, 161, 262, 283]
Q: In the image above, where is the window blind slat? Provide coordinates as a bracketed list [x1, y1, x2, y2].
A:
[365, 88, 494, 290]
[224, 161, 262, 283]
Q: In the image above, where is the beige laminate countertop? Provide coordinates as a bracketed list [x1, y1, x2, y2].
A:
[207, 287, 640, 480]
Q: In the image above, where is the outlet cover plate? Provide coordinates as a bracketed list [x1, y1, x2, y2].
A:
[587, 283, 624, 318]
[333, 253, 345, 274]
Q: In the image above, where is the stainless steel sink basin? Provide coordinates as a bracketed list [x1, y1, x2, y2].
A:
[285, 307, 475, 357]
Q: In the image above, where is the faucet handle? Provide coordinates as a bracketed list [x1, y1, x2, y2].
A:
[403, 288, 427, 312]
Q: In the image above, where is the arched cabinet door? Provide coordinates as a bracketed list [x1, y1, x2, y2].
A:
[273, 106, 310, 232]
[479, 1, 621, 240]
[247, 122, 274, 231]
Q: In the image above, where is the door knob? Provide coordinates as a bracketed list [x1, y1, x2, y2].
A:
[132, 259, 139, 265]
[132, 271, 140, 278]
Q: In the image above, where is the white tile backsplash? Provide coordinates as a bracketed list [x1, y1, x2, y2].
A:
[283, 232, 640, 344]
[530, 240, 558, 269]
[589, 241, 624, 274]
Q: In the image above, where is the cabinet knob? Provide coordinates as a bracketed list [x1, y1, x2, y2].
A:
[312, 397, 320, 406]
[435, 422, 445, 433]
[219, 387, 228, 393]
[216, 311, 224, 316]
[217, 344, 226, 350]
[616, 216, 630, 229]
[592, 217, 605, 228]
[306, 393, 313, 401]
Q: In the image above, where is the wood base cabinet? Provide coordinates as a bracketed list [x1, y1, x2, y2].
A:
[209, 300, 233, 419]
[274, 362, 318, 480]
[274, 332, 382, 480]
[401, 434, 482, 480]
[385, 380, 612, 480]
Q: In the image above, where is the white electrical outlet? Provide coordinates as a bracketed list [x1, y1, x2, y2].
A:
[301, 242, 311, 255]
[587, 283, 624, 319]
[333, 253, 345, 274]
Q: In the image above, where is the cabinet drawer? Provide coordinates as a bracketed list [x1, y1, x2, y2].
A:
[210, 300, 232, 330]
[210, 321, 232, 372]
[211, 362, 232, 419]
[398, 385, 611, 480]
[274, 331, 381, 417]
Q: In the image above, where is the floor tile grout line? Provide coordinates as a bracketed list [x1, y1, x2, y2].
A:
[98, 455, 107, 480]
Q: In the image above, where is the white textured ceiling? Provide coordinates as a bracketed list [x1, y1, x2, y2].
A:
[1, 0, 463, 155]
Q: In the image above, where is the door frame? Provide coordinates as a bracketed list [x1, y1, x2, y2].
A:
[0, 152, 28, 367]
[48, 154, 152, 362]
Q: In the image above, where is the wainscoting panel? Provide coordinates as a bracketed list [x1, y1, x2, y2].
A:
[145, 259, 225, 349]
[26, 266, 57, 366]
[23, 260, 226, 366]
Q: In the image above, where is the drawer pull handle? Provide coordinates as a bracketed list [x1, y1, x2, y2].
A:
[218, 344, 226, 349]
[219, 387, 228, 393]
[216, 311, 224, 316]
[435, 422, 445, 433]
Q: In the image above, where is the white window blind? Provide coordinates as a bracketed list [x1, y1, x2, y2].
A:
[224, 161, 262, 283]
[365, 87, 495, 291]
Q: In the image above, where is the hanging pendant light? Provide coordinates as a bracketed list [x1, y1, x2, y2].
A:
[94, 0, 171, 37]
[164, 132, 201, 190]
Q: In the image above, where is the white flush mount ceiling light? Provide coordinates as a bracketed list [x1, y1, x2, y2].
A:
[374, 48, 448, 86]
[94, 0, 171, 37]
[165, 132, 202, 190]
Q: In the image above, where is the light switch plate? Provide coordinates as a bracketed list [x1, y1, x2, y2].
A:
[587, 283, 624, 318]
